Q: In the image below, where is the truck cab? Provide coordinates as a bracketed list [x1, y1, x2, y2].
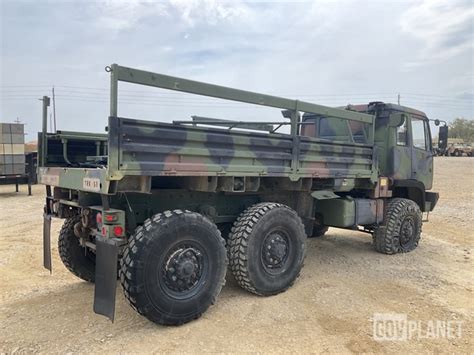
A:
[301, 102, 438, 213]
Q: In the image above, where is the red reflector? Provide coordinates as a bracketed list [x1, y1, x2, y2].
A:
[105, 214, 116, 222]
[96, 213, 102, 225]
[113, 226, 124, 237]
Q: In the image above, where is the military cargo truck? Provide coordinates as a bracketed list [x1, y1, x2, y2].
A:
[39, 64, 440, 325]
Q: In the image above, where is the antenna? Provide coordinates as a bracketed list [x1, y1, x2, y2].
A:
[52, 86, 57, 132]
[397, 93, 400, 105]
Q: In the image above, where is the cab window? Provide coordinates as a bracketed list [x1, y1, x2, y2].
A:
[300, 118, 317, 137]
[300, 115, 363, 143]
[396, 119, 408, 146]
[319, 117, 351, 142]
[411, 118, 429, 150]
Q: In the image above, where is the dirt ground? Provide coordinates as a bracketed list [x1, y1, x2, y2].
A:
[0, 157, 472, 353]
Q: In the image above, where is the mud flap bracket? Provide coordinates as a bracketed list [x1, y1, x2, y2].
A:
[93, 236, 120, 322]
[43, 213, 52, 272]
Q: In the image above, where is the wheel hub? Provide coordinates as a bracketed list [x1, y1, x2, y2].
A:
[262, 232, 289, 268]
[163, 247, 202, 292]
[400, 218, 415, 245]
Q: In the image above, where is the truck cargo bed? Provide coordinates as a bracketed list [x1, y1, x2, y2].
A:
[108, 117, 374, 179]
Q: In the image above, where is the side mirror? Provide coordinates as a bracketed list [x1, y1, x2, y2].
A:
[438, 125, 449, 149]
[430, 118, 446, 127]
[389, 113, 406, 127]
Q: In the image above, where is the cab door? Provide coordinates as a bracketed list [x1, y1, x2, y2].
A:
[410, 116, 433, 189]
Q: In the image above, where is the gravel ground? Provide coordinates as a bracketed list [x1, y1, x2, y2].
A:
[0, 157, 472, 353]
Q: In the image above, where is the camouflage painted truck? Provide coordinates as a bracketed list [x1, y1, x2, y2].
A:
[39, 64, 440, 325]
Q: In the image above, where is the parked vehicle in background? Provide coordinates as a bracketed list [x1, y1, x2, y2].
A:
[447, 142, 473, 156]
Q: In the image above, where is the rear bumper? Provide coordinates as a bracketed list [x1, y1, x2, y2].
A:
[38, 167, 111, 194]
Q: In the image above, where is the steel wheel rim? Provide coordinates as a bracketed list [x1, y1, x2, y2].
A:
[159, 241, 208, 299]
[400, 216, 415, 247]
[261, 228, 291, 274]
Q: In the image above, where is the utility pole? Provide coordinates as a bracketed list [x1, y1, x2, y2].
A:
[52, 86, 57, 132]
[397, 93, 400, 105]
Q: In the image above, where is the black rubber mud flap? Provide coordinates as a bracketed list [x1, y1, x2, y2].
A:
[43, 213, 52, 272]
[93, 238, 119, 322]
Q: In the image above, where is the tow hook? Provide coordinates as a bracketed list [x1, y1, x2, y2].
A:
[74, 208, 94, 238]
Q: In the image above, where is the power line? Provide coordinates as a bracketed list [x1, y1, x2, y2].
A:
[2, 84, 471, 98]
[1, 84, 472, 103]
[1, 96, 471, 111]
[1, 85, 472, 111]
[4, 91, 470, 105]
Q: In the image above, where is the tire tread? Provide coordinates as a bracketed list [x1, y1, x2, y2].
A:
[228, 202, 306, 296]
[119, 209, 227, 325]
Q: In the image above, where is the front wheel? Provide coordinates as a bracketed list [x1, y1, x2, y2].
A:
[119, 210, 227, 326]
[228, 203, 306, 296]
[373, 198, 422, 254]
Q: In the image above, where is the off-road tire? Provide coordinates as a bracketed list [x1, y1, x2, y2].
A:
[58, 215, 96, 282]
[373, 198, 422, 255]
[308, 224, 329, 238]
[228, 202, 306, 296]
[119, 210, 227, 326]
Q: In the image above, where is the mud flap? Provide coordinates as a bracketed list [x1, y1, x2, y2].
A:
[93, 237, 119, 322]
[43, 213, 52, 272]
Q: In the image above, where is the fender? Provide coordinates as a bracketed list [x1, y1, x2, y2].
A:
[392, 179, 436, 212]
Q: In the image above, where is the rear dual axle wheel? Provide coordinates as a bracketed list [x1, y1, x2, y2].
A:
[119, 210, 227, 326]
[228, 203, 307, 296]
[120, 204, 305, 325]
[58, 215, 96, 283]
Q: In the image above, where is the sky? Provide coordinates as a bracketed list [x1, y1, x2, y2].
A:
[0, 0, 473, 141]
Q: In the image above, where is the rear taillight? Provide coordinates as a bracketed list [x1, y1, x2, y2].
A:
[113, 226, 124, 237]
[96, 212, 102, 225]
[104, 214, 117, 223]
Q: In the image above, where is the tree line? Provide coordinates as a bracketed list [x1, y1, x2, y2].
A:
[448, 118, 474, 142]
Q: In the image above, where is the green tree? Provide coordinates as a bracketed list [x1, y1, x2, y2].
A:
[448, 118, 474, 142]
